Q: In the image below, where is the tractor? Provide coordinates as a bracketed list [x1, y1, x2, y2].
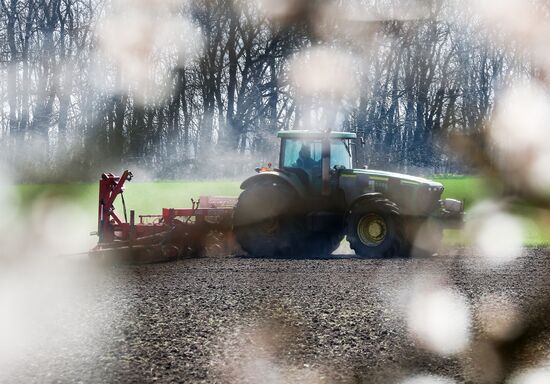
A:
[233, 131, 463, 258]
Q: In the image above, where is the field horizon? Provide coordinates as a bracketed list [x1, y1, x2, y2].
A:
[10, 176, 550, 246]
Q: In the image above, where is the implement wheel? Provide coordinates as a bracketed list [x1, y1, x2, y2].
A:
[233, 182, 301, 258]
[347, 197, 407, 258]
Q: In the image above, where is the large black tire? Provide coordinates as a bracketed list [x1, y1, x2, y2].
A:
[346, 198, 408, 259]
[233, 182, 302, 258]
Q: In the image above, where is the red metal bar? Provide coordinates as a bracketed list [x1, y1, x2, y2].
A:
[98, 170, 131, 243]
[106, 171, 131, 207]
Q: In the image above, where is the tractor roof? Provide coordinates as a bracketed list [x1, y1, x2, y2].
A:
[277, 130, 357, 139]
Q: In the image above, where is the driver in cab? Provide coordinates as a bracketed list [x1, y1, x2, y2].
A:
[293, 144, 318, 170]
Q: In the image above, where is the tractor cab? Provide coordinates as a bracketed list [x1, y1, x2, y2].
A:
[277, 130, 356, 192]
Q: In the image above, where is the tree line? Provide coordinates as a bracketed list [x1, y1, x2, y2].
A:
[0, 0, 529, 181]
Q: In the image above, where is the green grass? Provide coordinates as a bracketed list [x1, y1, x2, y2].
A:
[18, 177, 483, 213]
[434, 176, 550, 246]
[11, 176, 550, 246]
[108, 180, 241, 214]
[435, 176, 492, 210]
[14, 180, 242, 230]
[16, 180, 242, 212]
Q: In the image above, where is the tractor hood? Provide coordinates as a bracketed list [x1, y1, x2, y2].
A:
[347, 169, 444, 189]
[340, 168, 444, 215]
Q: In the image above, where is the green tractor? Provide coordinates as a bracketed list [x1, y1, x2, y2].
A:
[233, 131, 463, 258]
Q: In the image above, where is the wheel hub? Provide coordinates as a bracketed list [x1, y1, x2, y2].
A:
[357, 213, 387, 246]
[261, 217, 279, 235]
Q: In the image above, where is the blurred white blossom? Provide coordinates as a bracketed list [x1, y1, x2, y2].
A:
[0, 258, 112, 380]
[350, 0, 430, 22]
[288, 46, 359, 131]
[248, 0, 304, 21]
[407, 281, 471, 355]
[489, 81, 550, 195]
[289, 46, 358, 100]
[509, 366, 550, 384]
[466, 201, 524, 265]
[0, 163, 19, 233]
[30, 198, 95, 255]
[470, 0, 534, 39]
[468, 0, 550, 72]
[94, 0, 202, 104]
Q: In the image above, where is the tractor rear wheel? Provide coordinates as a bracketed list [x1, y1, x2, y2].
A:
[347, 198, 408, 258]
[233, 182, 302, 258]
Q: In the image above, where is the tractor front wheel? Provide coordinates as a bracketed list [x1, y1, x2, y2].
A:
[347, 198, 407, 259]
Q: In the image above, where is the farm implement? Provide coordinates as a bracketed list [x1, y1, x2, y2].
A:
[89, 170, 237, 264]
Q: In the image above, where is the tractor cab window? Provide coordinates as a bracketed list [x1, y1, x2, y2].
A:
[284, 140, 321, 170]
[330, 140, 353, 169]
[281, 139, 352, 170]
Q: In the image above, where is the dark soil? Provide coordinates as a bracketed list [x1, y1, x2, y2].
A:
[3, 247, 550, 383]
